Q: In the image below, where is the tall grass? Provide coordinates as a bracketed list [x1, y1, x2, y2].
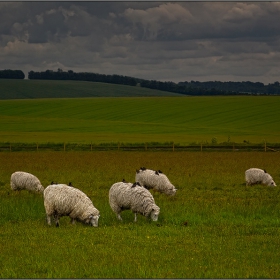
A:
[0, 151, 280, 278]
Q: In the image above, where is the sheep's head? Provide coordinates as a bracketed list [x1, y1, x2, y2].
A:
[37, 185, 45, 193]
[87, 214, 100, 227]
[270, 180, 277, 187]
[150, 206, 160, 221]
[166, 186, 177, 196]
[264, 173, 277, 187]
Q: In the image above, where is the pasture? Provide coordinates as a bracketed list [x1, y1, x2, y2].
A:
[1, 151, 280, 278]
[0, 95, 280, 145]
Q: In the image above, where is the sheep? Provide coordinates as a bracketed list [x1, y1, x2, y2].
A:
[135, 167, 177, 196]
[109, 181, 160, 222]
[245, 168, 277, 187]
[43, 184, 100, 227]
[10, 171, 44, 193]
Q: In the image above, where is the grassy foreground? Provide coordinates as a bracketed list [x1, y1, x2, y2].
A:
[1, 96, 280, 144]
[0, 151, 280, 278]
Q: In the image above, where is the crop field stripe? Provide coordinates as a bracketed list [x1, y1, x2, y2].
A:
[0, 96, 280, 144]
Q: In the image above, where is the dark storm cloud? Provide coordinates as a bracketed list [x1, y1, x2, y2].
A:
[1, 2, 280, 83]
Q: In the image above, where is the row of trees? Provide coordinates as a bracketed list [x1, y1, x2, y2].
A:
[28, 69, 138, 86]
[140, 79, 236, 95]
[0, 70, 25, 79]
[2, 68, 280, 95]
[178, 80, 280, 95]
[28, 69, 280, 95]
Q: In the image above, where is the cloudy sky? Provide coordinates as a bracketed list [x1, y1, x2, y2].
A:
[1, 1, 280, 84]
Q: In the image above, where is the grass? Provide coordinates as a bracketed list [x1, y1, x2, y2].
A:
[0, 151, 280, 278]
[1, 95, 280, 144]
[0, 79, 182, 99]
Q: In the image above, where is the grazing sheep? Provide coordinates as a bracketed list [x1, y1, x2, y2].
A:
[109, 181, 160, 222]
[43, 184, 100, 227]
[135, 167, 177, 196]
[10, 171, 44, 193]
[245, 168, 277, 187]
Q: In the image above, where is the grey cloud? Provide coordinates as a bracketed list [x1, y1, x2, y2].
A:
[1, 2, 280, 84]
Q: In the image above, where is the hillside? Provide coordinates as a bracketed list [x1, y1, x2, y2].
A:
[1, 96, 280, 144]
[0, 79, 183, 99]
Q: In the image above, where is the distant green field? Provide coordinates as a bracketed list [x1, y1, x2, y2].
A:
[0, 79, 182, 99]
[0, 79, 279, 145]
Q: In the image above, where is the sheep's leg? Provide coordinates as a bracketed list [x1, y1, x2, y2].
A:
[134, 213, 137, 222]
[46, 215, 52, 225]
[54, 213, 60, 227]
[70, 218, 76, 224]
[117, 213, 122, 221]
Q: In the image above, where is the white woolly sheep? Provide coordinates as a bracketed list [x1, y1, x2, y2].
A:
[245, 168, 277, 187]
[43, 184, 100, 227]
[109, 181, 160, 222]
[135, 167, 177, 196]
[10, 171, 44, 193]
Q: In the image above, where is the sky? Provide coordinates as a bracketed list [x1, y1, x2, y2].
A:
[1, 1, 280, 84]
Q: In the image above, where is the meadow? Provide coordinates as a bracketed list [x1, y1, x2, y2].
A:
[0, 79, 181, 99]
[0, 151, 280, 278]
[1, 95, 280, 145]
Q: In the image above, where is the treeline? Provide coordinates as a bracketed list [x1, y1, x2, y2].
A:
[178, 80, 280, 95]
[0, 70, 25, 79]
[139, 79, 280, 95]
[2, 68, 280, 95]
[28, 69, 280, 95]
[28, 69, 137, 86]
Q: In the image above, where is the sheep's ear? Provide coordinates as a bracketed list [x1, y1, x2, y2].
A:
[136, 182, 141, 186]
[264, 169, 267, 173]
[136, 169, 139, 173]
[155, 171, 159, 175]
[132, 182, 137, 188]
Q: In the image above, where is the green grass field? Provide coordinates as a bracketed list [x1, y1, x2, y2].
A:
[0, 79, 182, 99]
[0, 151, 280, 278]
[1, 80, 280, 278]
[1, 95, 280, 144]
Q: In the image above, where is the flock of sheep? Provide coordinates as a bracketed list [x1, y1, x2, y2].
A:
[9, 167, 276, 228]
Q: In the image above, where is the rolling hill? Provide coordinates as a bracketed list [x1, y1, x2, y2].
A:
[0, 91, 279, 144]
[0, 79, 183, 99]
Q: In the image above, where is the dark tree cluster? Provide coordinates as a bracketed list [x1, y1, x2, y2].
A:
[28, 69, 138, 86]
[27, 69, 280, 95]
[0, 70, 25, 79]
[178, 80, 280, 95]
[139, 80, 237, 95]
